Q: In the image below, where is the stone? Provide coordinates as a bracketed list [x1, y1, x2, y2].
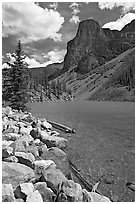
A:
[41, 147, 71, 178]
[61, 180, 83, 202]
[14, 135, 34, 152]
[82, 189, 93, 201]
[15, 152, 35, 168]
[30, 128, 40, 140]
[34, 160, 56, 179]
[2, 145, 13, 159]
[34, 182, 56, 202]
[41, 167, 68, 194]
[3, 156, 18, 163]
[2, 132, 21, 141]
[26, 190, 43, 202]
[34, 139, 41, 146]
[14, 183, 35, 201]
[41, 133, 67, 149]
[2, 162, 35, 189]
[2, 183, 15, 202]
[38, 144, 48, 157]
[3, 125, 19, 134]
[20, 126, 32, 136]
[15, 198, 25, 202]
[2, 106, 12, 116]
[88, 192, 111, 202]
[42, 120, 52, 130]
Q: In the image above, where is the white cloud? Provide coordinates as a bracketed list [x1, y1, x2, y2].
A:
[70, 15, 80, 24]
[69, 2, 80, 24]
[48, 2, 58, 10]
[3, 49, 66, 69]
[102, 12, 135, 31]
[44, 49, 66, 64]
[2, 2, 64, 43]
[98, 2, 135, 14]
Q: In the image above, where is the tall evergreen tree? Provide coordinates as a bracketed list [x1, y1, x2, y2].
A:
[7, 41, 30, 111]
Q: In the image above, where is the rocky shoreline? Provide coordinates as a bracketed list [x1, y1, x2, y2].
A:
[2, 106, 111, 202]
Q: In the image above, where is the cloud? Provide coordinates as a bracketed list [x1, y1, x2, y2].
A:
[102, 12, 135, 31]
[48, 2, 58, 10]
[44, 49, 66, 64]
[2, 2, 64, 43]
[70, 15, 80, 24]
[98, 2, 135, 14]
[69, 2, 80, 24]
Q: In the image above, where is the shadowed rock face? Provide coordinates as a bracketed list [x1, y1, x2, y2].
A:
[63, 19, 135, 75]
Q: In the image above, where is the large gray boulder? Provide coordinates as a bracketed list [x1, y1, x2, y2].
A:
[34, 182, 56, 202]
[2, 183, 15, 202]
[15, 152, 35, 168]
[2, 162, 35, 189]
[61, 180, 83, 202]
[14, 182, 35, 201]
[40, 131, 67, 149]
[41, 147, 71, 178]
[41, 166, 68, 194]
[26, 190, 43, 202]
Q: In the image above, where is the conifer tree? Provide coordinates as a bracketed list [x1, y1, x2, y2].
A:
[7, 41, 30, 111]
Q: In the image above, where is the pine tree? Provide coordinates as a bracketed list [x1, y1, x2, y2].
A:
[7, 41, 30, 111]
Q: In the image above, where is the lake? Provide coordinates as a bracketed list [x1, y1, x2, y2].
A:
[28, 100, 135, 201]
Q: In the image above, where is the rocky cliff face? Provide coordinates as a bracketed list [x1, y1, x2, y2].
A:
[63, 19, 135, 75]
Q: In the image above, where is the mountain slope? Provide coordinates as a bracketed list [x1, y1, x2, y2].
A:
[57, 47, 135, 101]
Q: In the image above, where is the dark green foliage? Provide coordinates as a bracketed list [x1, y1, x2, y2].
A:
[3, 41, 30, 111]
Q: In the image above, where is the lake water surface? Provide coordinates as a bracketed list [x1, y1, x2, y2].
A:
[28, 101, 135, 201]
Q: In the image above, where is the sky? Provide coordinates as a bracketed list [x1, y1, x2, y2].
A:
[2, 1, 135, 68]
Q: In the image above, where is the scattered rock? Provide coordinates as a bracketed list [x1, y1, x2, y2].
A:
[26, 190, 43, 202]
[15, 152, 35, 168]
[2, 162, 35, 189]
[30, 128, 40, 140]
[14, 135, 34, 152]
[2, 183, 15, 202]
[61, 180, 83, 201]
[14, 183, 34, 201]
[35, 182, 56, 202]
[42, 120, 52, 130]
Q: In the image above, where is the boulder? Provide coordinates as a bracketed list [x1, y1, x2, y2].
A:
[2, 145, 13, 159]
[41, 167, 68, 194]
[26, 190, 43, 202]
[34, 139, 41, 146]
[15, 198, 24, 202]
[57, 192, 68, 202]
[30, 128, 40, 140]
[42, 120, 52, 130]
[2, 162, 35, 189]
[3, 125, 19, 134]
[34, 182, 56, 202]
[87, 191, 111, 202]
[2, 106, 12, 116]
[41, 147, 71, 178]
[2, 183, 15, 202]
[20, 126, 32, 136]
[41, 132, 67, 149]
[2, 132, 21, 141]
[34, 160, 56, 179]
[26, 142, 39, 158]
[82, 189, 93, 201]
[37, 144, 48, 157]
[14, 135, 34, 152]
[61, 180, 83, 202]
[15, 152, 35, 168]
[14, 183, 35, 201]
[3, 156, 18, 163]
